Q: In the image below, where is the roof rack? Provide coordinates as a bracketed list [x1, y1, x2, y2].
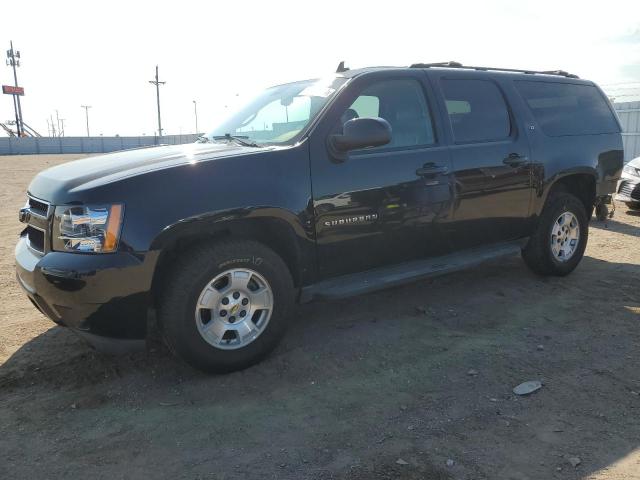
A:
[409, 61, 579, 79]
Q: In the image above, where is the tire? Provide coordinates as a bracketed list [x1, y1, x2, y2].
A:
[626, 202, 640, 211]
[522, 192, 588, 276]
[158, 240, 294, 373]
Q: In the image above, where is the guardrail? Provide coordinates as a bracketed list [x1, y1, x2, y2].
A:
[0, 134, 200, 155]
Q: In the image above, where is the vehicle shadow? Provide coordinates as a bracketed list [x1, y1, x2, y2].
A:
[591, 214, 640, 237]
[1, 253, 639, 479]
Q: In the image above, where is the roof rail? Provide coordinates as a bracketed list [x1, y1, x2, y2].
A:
[409, 61, 579, 79]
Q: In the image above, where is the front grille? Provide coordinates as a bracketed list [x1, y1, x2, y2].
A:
[28, 197, 49, 217]
[619, 181, 640, 201]
[20, 196, 52, 254]
[25, 226, 45, 253]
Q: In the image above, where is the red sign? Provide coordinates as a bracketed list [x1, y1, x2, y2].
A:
[2, 85, 24, 95]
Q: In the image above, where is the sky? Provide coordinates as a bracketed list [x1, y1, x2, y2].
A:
[2, 0, 640, 137]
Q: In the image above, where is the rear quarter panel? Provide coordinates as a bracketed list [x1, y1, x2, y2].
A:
[511, 78, 624, 216]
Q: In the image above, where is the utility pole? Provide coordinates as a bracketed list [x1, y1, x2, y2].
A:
[193, 100, 198, 134]
[56, 110, 61, 136]
[6, 41, 23, 136]
[81, 105, 92, 136]
[148, 65, 165, 136]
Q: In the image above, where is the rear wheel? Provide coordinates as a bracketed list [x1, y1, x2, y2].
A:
[158, 240, 294, 373]
[522, 192, 588, 276]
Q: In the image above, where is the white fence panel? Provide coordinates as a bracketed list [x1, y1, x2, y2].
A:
[614, 101, 640, 162]
[0, 134, 200, 155]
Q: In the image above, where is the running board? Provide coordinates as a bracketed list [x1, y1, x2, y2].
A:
[300, 239, 527, 303]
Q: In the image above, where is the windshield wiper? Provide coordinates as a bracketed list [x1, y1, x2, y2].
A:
[211, 134, 261, 148]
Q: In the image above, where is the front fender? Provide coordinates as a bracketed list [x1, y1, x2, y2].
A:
[149, 206, 316, 288]
[150, 206, 309, 251]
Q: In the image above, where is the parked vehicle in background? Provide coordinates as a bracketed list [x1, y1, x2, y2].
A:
[15, 62, 624, 372]
[616, 156, 640, 210]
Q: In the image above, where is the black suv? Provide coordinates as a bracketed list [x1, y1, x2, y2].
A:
[16, 62, 623, 372]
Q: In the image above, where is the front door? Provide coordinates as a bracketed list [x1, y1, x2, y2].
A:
[428, 72, 533, 249]
[309, 71, 454, 280]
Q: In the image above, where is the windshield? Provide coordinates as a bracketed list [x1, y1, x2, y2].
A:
[204, 77, 347, 146]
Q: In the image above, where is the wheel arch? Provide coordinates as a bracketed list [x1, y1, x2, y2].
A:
[538, 169, 597, 218]
[149, 208, 311, 307]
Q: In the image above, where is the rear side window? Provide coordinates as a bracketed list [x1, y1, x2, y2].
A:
[440, 79, 511, 143]
[515, 81, 620, 136]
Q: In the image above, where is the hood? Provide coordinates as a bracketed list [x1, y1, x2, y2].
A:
[28, 142, 266, 201]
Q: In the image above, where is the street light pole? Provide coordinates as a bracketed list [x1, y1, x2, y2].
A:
[81, 105, 92, 136]
[148, 65, 165, 136]
[193, 100, 198, 134]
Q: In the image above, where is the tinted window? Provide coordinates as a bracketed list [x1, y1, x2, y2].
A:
[237, 96, 311, 139]
[350, 95, 380, 118]
[340, 79, 435, 149]
[207, 77, 347, 145]
[441, 79, 511, 143]
[515, 81, 619, 136]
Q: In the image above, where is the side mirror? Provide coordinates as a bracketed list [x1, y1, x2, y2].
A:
[328, 117, 392, 161]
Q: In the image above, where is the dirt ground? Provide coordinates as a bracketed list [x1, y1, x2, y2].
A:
[1, 154, 639, 480]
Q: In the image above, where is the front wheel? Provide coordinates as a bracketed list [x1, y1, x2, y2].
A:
[158, 240, 294, 373]
[522, 192, 588, 276]
[626, 201, 640, 211]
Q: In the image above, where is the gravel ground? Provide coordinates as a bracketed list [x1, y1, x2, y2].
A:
[1, 154, 639, 480]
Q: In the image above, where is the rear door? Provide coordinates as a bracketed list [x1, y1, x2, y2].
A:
[309, 71, 454, 279]
[428, 71, 533, 249]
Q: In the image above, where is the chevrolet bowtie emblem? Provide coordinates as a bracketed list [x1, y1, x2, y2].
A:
[230, 304, 240, 315]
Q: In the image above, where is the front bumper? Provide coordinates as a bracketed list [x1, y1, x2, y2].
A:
[15, 236, 158, 351]
[615, 174, 640, 204]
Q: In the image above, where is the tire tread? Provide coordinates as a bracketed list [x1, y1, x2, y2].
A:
[522, 191, 588, 276]
[158, 239, 294, 372]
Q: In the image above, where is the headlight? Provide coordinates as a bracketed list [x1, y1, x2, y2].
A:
[623, 164, 639, 177]
[53, 204, 124, 253]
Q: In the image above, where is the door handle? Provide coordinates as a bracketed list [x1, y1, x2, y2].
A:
[416, 163, 449, 177]
[503, 153, 528, 167]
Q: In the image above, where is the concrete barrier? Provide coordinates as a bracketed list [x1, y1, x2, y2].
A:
[0, 134, 200, 155]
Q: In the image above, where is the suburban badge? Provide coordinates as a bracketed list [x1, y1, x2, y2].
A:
[323, 213, 378, 227]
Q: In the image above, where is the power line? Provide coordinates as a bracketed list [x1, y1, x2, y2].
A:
[609, 93, 640, 98]
[603, 86, 640, 91]
[600, 81, 640, 86]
